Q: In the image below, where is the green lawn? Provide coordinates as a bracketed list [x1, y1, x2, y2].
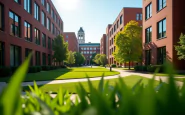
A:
[23, 75, 160, 93]
[154, 73, 185, 77]
[0, 68, 119, 82]
[175, 78, 185, 82]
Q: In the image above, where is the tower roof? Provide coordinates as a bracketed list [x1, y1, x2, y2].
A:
[78, 27, 84, 32]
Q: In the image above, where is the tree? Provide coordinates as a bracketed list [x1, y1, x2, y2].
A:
[67, 51, 75, 67]
[114, 20, 142, 69]
[100, 54, 107, 66]
[53, 35, 68, 65]
[175, 33, 185, 60]
[93, 54, 101, 65]
[90, 53, 97, 64]
[74, 52, 85, 66]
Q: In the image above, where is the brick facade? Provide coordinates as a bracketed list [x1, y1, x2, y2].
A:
[0, 0, 63, 67]
[100, 34, 106, 55]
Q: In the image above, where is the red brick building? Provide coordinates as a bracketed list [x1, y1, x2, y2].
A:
[79, 43, 100, 65]
[0, 0, 63, 67]
[100, 34, 106, 54]
[143, 0, 185, 70]
[62, 32, 78, 52]
[108, 7, 142, 66]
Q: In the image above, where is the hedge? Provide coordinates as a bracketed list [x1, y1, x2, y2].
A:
[0, 66, 11, 77]
[111, 64, 117, 68]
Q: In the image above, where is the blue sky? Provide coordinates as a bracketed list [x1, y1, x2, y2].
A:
[52, 0, 142, 43]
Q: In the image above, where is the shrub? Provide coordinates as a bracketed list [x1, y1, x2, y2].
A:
[0, 66, 11, 77]
[28, 66, 38, 73]
[111, 64, 116, 68]
[60, 65, 67, 68]
[36, 66, 42, 72]
[42, 66, 51, 71]
[100, 65, 103, 67]
[134, 65, 147, 71]
[11, 66, 18, 73]
[147, 65, 164, 73]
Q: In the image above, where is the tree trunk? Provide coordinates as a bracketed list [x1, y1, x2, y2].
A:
[129, 61, 131, 70]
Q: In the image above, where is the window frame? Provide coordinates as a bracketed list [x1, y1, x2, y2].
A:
[34, 2, 40, 21]
[14, 0, 21, 4]
[24, 21, 32, 42]
[42, 33, 46, 47]
[10, 45, 22, 67]
[157, 0, 166, 11]
[145, 26, 152, 43]
[157, 46, 166, 64]
[145, 50, 151, 65]
[24, 0, 32, 14]
[157, 18, 166, 39]
[35, 28, 40, 45]
[9, 11, 21, 37]
[0, 42, 5, 66]
[145, 3, 152, 20]
[0, 3, 4, 31]
[41, 11, 46, 27]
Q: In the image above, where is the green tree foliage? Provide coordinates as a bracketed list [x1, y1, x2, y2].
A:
[175, 33, 185, 60]
[67, 51, 75, 67]
[53, 35, 68, 65]
[74, 52, 85, 66]
[100, 54, 107, 66]
[114, 20, 142, 69]
[90, 53, 97, 64]
[93, 54, 101, 65]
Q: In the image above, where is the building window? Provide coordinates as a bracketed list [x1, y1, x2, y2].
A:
[157, 46, 166, 64]
[24, 21, 32, 42]
[51, 23, 54, 34]
[114, 24, 116, 32]
[9, 11, 20, 37]
[47, 2, 50, 14]
[87, 48, 89, 50]
[145, 3, 152, 20]
[145, 50, 151, 65]
[34, 2, 39, 21]
[48, 37, 51, 49]
[145, 27, 152, 43]
[41, 11, 46, 27]
[157, 18, 166, 39]
[10, 45, 21, 67]
[42, 53, 46, 65]
[54, 14, 57, 23]
[35, 28, 40, 45]
[51, 9, 54, 19]
[157, 0, 166, 11]
[25, 48, 33, 65]
[66, 35, 68, 38]
[47, 17, 50, 30]
[24, 0, 31, 14]
[52, 39, 54, 50]
[48, 54, 51, 65]
[0, 4, 4, 31]
[14, 0, 21, 4]
[136, 13, 142, 20]
[0, 42, 5, 66]
[42, 33, 46, 47]
[41, 0, 45, 7]
[120, 15, 123, 24]
[35, 51, 40, 66]
[84, 48, 86, 50]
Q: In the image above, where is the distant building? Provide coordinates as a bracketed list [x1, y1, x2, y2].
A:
[77, 27, 85, 43]
[100, 34, 107, 54]
[107, 7, 142, 67]
[62, 32, 78, 52]
[79, 43, 100, 65]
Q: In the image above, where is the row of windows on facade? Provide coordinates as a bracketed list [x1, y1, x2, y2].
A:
[81, 47, 97, 50]
[109, 12, 142, 38]
[145, 46, 166, 65]
[8, 11, 56, 49]
[85, 56, 92, 59]
[145, 18, 166, 43]
[145, 0, 166, 20]
[0, 42, 52, 66]
[110, 47, 116, 55]
[109, 36, 115, 46]
[13, 0, 63, 31]
[81, 51, 96, 54]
